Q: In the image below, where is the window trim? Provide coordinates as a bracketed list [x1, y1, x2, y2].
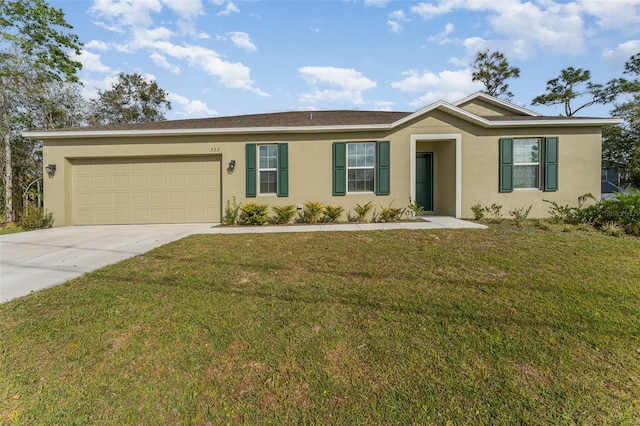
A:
[512, 138, 541, 190]
[346, 142, 376, 194]
[258, 144, 278, 195]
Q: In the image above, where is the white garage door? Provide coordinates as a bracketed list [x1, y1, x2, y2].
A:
[72, 156, 221, 225]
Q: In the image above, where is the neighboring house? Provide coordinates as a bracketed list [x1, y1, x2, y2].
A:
[24, 92, 621, 227]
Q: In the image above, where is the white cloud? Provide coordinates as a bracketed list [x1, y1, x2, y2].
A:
[91, 0, 163, 28]
[217, 1, 239, 16]
[371, 100, 395, 111]
[147, 41, 267, 95]
[298, 66, 377, 106]
[150, 53, 181, 74]
[408, 0, 588, 57]
[364, 0, 391, 7]
[227, 32, 257, 52]
[299, 66, 376, 91]
[85, 40, 110, 50]
[73, 50, 112, 73]
[89, 0, 267, 96]
[161, 0, 204, 19]
[168, 92, 217, 117]
[387, 10, 408, 33]
[300, 89, 367, 105]
[577, 0, 640, 34]
[428, 22, 455, 44]
[391, 68, 483, 107]
[80, 74, 121, 101]
[602, 40, 640, 69]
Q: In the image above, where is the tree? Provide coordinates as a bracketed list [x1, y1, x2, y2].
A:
[602, 53, 640, 188]
[88, 73, 171, 126]
[471, 50, 520, 100]
[1, 0, 82, 223]
[531, 67, 628, 116]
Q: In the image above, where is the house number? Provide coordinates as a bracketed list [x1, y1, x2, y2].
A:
[210, 147, 221, 152]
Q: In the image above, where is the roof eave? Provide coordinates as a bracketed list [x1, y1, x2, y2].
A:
[22, 114, 623, 140]
[23, 124, 394, 139]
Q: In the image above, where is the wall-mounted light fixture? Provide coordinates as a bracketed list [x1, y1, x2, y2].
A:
[45, 164, 57, 178]
[228, 160, 236, 172]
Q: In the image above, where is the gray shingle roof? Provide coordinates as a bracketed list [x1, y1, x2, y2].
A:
[47, 110, 414, 132]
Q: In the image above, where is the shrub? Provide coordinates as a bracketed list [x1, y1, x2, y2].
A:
[601, 222, 624, 237]
[238, 202, 270, 226]
[271, 204, 297, 225]
[509, 205, 532, 226]
[545, 191, 640, 236]
[471, 203, 502, 221]
[321, 205, 344, 223]
[353, 201, 373, 222]
[300, 201, 323, 224]
[471, 204, 489, 220]
[19, 205, 53, 231]
[223, 197, 240, 225]
[376, 202, 405, 223]
[407, 202, 425, 218]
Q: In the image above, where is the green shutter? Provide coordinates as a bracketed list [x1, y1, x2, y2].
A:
[499, 138, 513, 193]
[332, 142, 346, 196]
[245, 143, 256, 198]
[277, 143, 288, 197]
[376, 140, 390, 195]
[544, 137, 559, 192]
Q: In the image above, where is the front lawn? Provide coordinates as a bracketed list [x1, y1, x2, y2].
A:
[1, 222, 639, 424]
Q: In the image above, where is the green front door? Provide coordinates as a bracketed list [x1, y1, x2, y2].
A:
[416, 152, 433, 211]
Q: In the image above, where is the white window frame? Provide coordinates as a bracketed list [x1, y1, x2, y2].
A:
[258, 144, 278, 195]
[346, 142, 375, 193]
[513, 138, 541, 190]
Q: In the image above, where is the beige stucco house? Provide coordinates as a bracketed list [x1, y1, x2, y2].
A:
[24, 92, 620, 227]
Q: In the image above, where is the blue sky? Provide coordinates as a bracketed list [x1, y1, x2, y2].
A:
[51, 0, 640, 120]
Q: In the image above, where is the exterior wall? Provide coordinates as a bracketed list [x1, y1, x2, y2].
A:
[460, 126, 602, 218]
[42, 109, 604, 225]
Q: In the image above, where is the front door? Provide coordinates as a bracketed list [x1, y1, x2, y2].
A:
[416, 152, 433, 211]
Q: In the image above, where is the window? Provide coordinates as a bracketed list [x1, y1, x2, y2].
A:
[499, 137, 558, 193]
[259, 145, 278, 194]
[245, 143, 288, 197]
[347, 142, 375, 192]
[332, 141, 390, 196]
[513, 138, 540, 189]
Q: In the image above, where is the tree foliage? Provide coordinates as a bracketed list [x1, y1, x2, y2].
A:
[531, 67, 629, 116]
[1, 0, 83, 223]
[471, 50, 520, 100]
[602, 53, 640, 188]
[88, 73, 171, 126]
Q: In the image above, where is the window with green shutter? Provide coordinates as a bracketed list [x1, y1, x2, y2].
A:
[499, 137, 559, 192]
[333, 141, 390, 195]
[247, 143, 289, 197]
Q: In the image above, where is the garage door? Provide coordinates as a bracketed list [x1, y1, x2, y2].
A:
[72, 156, 221, 225]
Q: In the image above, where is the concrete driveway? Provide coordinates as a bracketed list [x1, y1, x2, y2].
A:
[0, 224, 215, 303]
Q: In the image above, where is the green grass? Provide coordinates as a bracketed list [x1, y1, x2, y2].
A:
[0, 226, 24, 235]
[1, 222, 639, 424]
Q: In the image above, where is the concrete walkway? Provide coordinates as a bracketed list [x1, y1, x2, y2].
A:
[202, 215, 487, 234]
[0, 216, 484, 303]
